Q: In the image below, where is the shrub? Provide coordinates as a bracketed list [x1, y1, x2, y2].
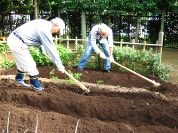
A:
[113, 46, 172, 80]
[3, 43, 170, 81]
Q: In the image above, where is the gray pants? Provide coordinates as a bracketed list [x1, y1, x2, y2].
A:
[7, 33, 39, 76]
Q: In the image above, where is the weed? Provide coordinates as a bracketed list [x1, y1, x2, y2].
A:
[115, 85, 120, 89]
[96, 80, 104, 84]
[68, 70, 82, 81]
[49, 69, 59, 81]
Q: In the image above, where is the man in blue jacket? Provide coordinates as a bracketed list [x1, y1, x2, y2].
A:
[78, 23, 114, 72]
[7, 17, 65, 91]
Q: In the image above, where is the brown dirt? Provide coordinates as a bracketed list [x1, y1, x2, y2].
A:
[0, 66, 178, 133]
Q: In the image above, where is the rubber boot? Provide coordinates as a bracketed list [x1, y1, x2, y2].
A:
[15, 70, 30, 87]
[29, 75, 44, 91]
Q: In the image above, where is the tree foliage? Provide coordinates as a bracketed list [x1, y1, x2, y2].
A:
[0, 0, 32, 15]
[40, 0, 178, 16]
[1, 0, 178, 18]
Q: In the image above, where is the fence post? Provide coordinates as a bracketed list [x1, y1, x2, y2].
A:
[0, 30, 2, 36]
[75, 36, 78, 53]
[55, 35, 58, 45]
[158, 32, 164, 63]
[3, 37, 6, 41]
[156, 40, 158, 54]
[132, 39, 135, 49]
[59, 35, 62, 44]
[67, 35, 69, 48]
[143, 41, 146, 50]
[120, 39, 123, 48]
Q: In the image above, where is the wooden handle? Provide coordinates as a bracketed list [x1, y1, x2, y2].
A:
[63, 70, 90, 92]
[106, 58, 160, 87]
[44, 54, 90, 92]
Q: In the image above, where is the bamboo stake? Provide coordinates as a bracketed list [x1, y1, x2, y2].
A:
[6, 112, 10, 133]
[35, 115, 38, 133]
[74, 119, 80, 133]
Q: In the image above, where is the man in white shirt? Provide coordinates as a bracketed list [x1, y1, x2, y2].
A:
[7, 17, 65, 91]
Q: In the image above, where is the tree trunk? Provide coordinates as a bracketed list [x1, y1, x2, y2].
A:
[34, 0, 39, 19]
[81, 10, 86, 44]
[135, 14, 141, 43]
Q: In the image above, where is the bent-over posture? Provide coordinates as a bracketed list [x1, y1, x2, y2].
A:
[7, 17, 65, 91]
[78, 23, 114, 72]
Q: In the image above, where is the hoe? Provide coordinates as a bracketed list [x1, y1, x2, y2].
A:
[106, 58, 161, 87]
[44, 54, 90, 94]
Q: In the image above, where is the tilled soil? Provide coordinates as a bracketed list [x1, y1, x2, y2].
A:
[0, 66, 178, 133]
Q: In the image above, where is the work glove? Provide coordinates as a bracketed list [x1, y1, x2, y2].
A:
[39, 45, 46, 55]
[99, 52, 106, 59]
[58, 65, 65, 73]
[109, 56, 114, 63]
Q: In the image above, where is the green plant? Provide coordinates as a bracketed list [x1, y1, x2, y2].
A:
[63, 80, 74, 85]
[56, 44, 78, 67]
[49, 69, 58, 81]
[0, 60, 15, 68]
[77, 44, 85, 54]
[0, 45, 15, 69]
[29, 44, 78, 67]
[64, 70, 83, 85]
[29, 47, 52, 66]
[86, 55, 100, 69]
[112, 46, 172, 81]
[153, 64, 172, 81]
[74, 73, 82, 81]
[0, 44, 9, 54]
[96, 80, 104, 84]
[115, 85, 120, 89]
[67, 70, 82, 81]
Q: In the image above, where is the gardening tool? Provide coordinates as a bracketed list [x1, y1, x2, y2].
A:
[43, 54, 90, 94]
[106, 58, 161, 87]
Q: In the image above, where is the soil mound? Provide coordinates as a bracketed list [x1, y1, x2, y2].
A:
[0, 66, 178, 133]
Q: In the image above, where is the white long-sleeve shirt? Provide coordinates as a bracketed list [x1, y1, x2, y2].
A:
[13, 19, 63, 69]
[90, 23, 114, 54]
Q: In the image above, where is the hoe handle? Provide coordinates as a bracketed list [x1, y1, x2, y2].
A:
[107, 58, 160, 87]
[63, 69, 90, 92]
[44, 54, 90, 93]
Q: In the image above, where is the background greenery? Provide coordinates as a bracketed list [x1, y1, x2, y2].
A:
[0, 43, 172, 81]
[31, 44, 172, 81]
[1, 0, 178, 47]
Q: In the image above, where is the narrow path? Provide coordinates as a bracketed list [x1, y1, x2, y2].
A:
[161, 48, 178, 86]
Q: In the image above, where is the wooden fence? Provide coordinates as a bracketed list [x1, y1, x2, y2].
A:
[0, 35, 163, 62]
[53, 36, 163, 54]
